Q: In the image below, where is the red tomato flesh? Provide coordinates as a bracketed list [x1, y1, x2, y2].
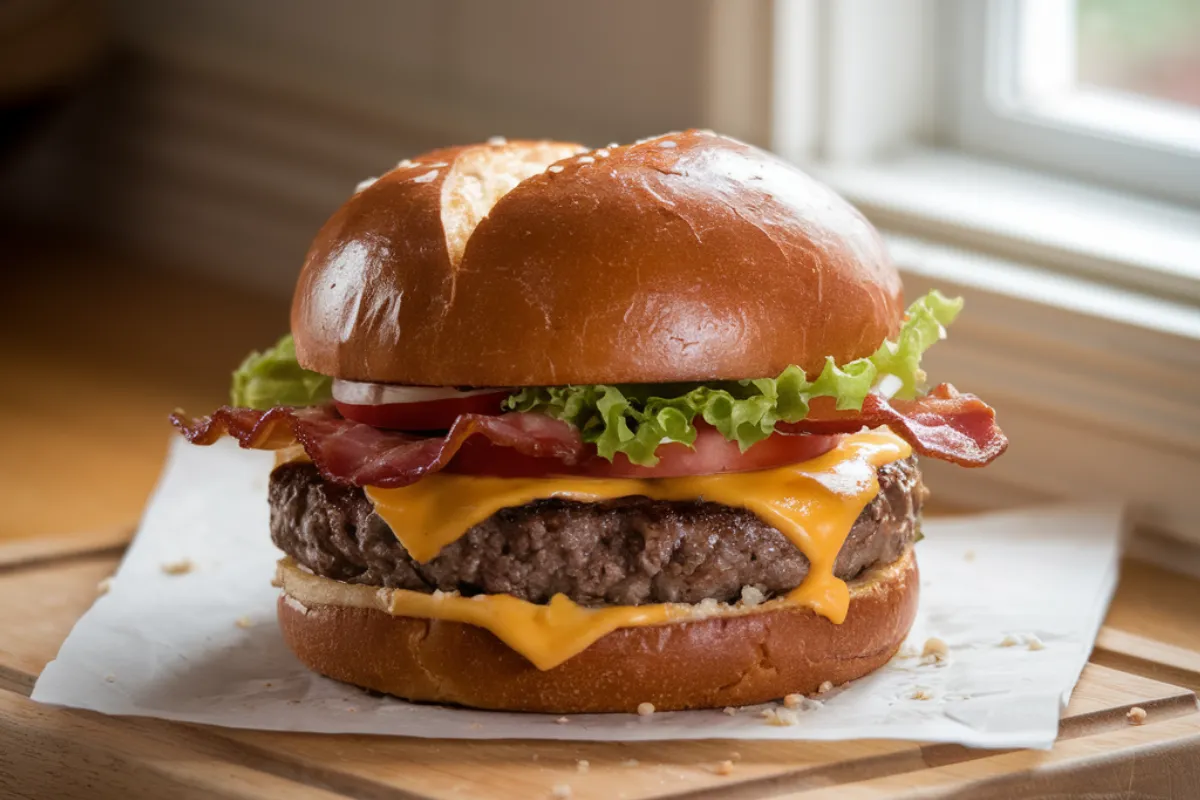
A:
[445, 421, 841, 479]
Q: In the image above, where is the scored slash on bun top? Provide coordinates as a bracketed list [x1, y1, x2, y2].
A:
[292, 130, 903, 387]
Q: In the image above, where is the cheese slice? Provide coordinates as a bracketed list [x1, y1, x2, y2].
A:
[348, 429, 912, 669]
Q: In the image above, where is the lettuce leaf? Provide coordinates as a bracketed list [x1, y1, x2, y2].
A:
[504, 290, 962, 465]
[230, 334, 332, 409]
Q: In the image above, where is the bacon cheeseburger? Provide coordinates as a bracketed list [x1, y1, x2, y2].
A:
[172, 131, 1007, 713]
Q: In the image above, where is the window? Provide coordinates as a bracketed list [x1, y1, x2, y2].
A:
[948, 0, 1200, 206]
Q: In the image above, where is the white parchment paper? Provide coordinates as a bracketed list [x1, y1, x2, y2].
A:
[33, 438, 1123, 748]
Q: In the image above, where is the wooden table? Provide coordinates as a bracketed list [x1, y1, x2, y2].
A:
[3, 238, 1200, 798]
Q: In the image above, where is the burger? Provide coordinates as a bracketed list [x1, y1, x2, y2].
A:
[172, 130, 1007, 713]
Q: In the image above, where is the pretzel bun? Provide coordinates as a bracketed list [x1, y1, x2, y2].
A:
[291, 131, 902, 386]
[276, 547, 918, 714]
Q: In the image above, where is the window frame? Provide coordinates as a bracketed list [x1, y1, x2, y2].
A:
[946, 0, 1200, 208]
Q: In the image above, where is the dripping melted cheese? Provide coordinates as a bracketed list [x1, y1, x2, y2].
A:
[284, 429, 913, 669]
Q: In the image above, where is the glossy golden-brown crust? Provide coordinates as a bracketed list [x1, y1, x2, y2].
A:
[292, 131, 903, 386]
[276, 547, 918, 713]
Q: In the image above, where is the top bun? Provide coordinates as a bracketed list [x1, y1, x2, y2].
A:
[292, 131, 902, 386]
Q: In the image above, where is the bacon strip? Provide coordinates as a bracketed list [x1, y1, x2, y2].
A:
[171, 383, 1005, 486]
[778, 383, 1008, 467]
[169, 406, 587, 488]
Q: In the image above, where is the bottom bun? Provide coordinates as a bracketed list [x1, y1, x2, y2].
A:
[277, 547, 919, 713]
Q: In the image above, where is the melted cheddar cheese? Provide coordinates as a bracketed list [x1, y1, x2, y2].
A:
[323, 429, 912, 669]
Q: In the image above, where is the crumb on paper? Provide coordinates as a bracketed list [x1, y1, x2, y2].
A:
[1127, 706, 1147, 725]
[911, 688, 934, 701]
[551, 784, 572, 799]
[714, 760, 734, 776]
[964, 550, 976, 562]
[783, 693, 803, 709]
[555, 716, 570, 725]
[96, 577, 114, 595]
[637, 702, 655, 716]
[621, 758, 640, 767]
[818, 680, 834, 694]
[234, 616, 254, 629]
[576, 759, 589, 773]
[761, 707, 799, 726]
[1000, 634, 1021, 647]
[104, 673, 116, 683]
[897, 642, 920, 659]
[723, 706, 738, 716]
[922, 637, 949, 664]
[1027, 635, 1046, 651]
[160, 558, 194, 576]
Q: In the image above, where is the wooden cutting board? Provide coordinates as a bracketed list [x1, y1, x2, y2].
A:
[2, 527, 1199, 799]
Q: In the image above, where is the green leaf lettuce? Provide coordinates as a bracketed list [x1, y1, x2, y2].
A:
[504, 290, 962, 466]
[230, 334, 332, 409]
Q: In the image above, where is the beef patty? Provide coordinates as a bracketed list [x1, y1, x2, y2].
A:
[269, 458, 923, 607]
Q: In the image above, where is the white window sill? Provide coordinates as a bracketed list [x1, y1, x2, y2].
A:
[811, 149, 1200, 572]
[812, 147, 1200, 304]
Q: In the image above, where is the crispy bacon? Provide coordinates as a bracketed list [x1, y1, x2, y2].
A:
[169, 406, 587, 488]
[778, 383, 1008, 467]
[171, 383, 1005, 486]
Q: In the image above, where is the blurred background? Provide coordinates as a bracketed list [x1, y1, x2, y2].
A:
[2, 1, 1199, 568]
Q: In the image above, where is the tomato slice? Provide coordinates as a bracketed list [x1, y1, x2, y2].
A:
[445, 422, 841, 479]
[335, 391, 509, 431]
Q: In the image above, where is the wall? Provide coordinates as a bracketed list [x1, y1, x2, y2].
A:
[11, 0, 725, 294]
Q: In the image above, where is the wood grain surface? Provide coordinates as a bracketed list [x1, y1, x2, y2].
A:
[2, 239, 1199, 798]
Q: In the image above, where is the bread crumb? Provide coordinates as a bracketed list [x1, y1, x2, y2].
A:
[487, 136, 507, 146]
[576, 759, 589, 773]
[1027, 635, 1046, 651]
[555, 716, 570, 725]
[468, 722, 483, 730]
[964, 550, 976, 562]
[551, 784, 572, 798]
[234, 616, 254, 629]
[911, 688, 934, 701]
[96, 577, 114, 595]
[922, 637, 949, 664]
[740, 585, 766, 607]
[783, 693, 803, 709]
[760, 707, 798, 726]
[722, 706, 738, 716]
[1000, 634, 1021, 647]
[104, 673, 116, 683]
[354, 177, 377, 194]
[714, 760, 734, 776]
[730, 751, 741, 761]
[1127, 706, 1147, 725]
[637, 702, 655, 716]
[897, 642, 920, 659]
[161, 558, 194, 576]
[817, 680, 834, 694]
[621, 758, 640, 767]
